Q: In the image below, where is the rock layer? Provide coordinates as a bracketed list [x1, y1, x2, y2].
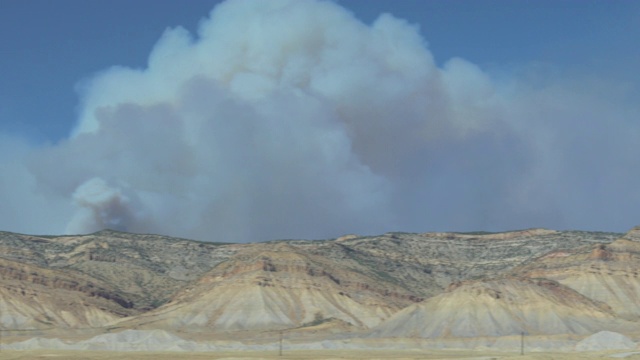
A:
[117, 243, 415, 331]
[0, 227, 637, 341]
[518, 228, 640, 320]
[369, 277, 624, 338]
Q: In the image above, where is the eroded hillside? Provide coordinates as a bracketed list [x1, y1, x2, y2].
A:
[1, 227, 637, 341]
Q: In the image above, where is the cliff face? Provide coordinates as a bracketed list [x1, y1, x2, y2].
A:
[0, 227, 636, 339]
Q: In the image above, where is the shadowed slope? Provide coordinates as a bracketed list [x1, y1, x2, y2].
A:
[0, 258, 129, 329]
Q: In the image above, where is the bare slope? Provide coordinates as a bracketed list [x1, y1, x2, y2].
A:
[518, 227, 640, 320]
[370, 277, 624, 338]
[0, 258, 126, 329]
[0, 230, 234, 330]
[115, 243, 417, 332]
[0, 227, 634, 338]
[309, 229, 621, 297]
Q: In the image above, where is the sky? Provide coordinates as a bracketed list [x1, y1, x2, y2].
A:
[1, 0, 639, 242]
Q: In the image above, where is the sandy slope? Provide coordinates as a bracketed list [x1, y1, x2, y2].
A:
[0, 259, 122, 329]
[1, 227, 638, 344]
[520, 229, 640, 320]
[114, 244, 410, 331]
[370, 278, 628, 338]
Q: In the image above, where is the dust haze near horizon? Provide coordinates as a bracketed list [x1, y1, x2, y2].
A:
[1, 0, 639, 242]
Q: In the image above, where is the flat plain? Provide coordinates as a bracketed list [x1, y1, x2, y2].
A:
[2, 350, 640, 360]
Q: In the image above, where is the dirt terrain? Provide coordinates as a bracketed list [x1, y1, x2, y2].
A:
[1, 227, 638, 354]
[2, 349, 640, 360]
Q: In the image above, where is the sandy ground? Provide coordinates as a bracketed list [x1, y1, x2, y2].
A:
[1, 350, 640, 360]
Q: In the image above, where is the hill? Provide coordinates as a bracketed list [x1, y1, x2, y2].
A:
[1, 227, 637, 344]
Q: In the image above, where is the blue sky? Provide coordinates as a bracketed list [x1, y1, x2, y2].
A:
[1, 0, 639, 241]
[3, 0, 637, 143]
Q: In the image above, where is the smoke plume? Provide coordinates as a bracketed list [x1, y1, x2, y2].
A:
[1, 0, 639, 242]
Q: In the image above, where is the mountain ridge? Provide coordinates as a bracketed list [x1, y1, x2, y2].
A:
[1, 227, 637, 342]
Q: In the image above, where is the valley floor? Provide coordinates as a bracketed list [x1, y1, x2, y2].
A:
[1, 350, 640, 360]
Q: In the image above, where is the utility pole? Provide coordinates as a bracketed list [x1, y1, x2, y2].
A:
[0, 304, 3, 353]
[520, 331, 524, 355]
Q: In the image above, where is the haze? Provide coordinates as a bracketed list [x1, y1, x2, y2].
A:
[1, 0, 639, 242]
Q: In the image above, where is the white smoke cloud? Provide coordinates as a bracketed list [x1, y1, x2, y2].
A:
[1, 0, 639, 241]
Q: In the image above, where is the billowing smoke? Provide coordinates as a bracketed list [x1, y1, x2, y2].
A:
[65, 177, 144, 234]
[1, 0, 639, 242]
